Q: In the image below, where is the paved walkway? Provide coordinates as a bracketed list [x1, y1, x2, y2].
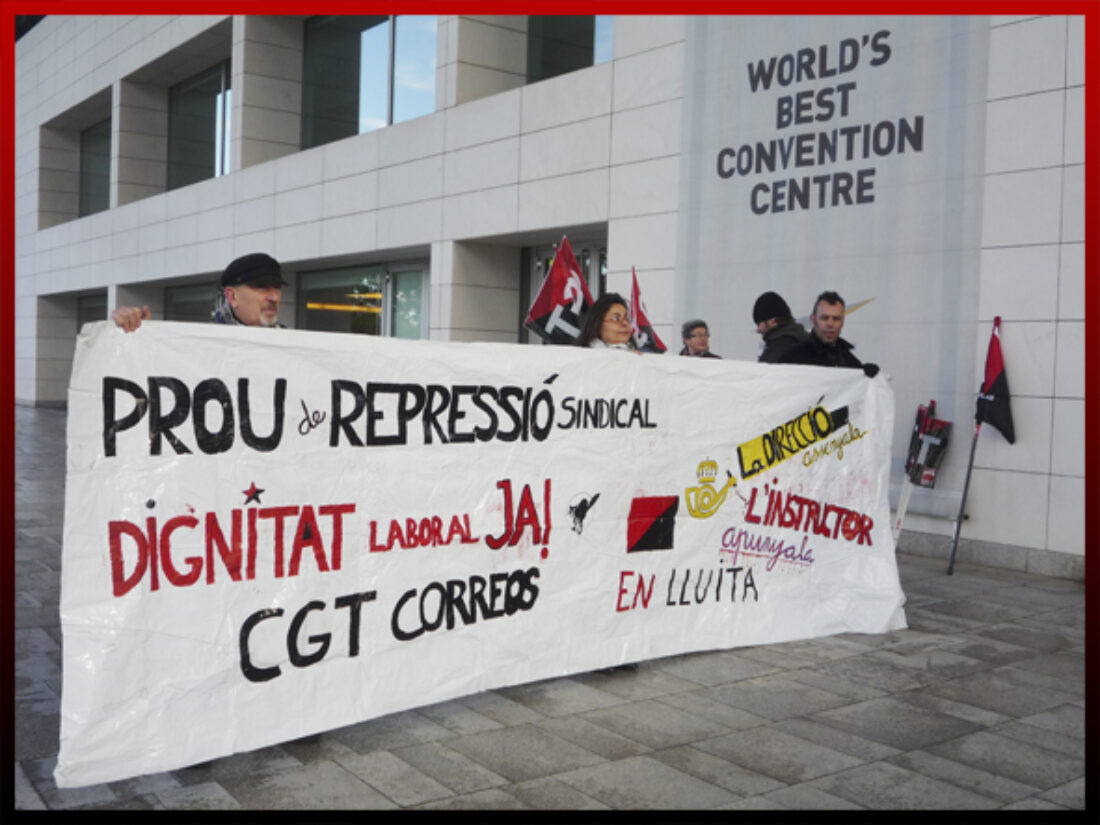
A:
[13, 405, 1087, 811]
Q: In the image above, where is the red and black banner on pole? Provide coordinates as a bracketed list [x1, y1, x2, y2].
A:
[948, 317, 1015, 574]
[524, 236, 594, 345]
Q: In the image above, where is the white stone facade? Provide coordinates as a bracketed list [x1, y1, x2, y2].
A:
[14, 14, 1085, 577]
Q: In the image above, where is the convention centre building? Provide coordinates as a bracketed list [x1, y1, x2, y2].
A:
[14, 14, 1086, 578]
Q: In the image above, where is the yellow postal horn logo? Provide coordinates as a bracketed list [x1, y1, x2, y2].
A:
[684, 459, 737, 519]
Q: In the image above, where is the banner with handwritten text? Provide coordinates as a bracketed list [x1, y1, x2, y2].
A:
[56, 321, 906, 787]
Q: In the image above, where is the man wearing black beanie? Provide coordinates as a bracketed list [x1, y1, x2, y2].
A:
[752, 291, 808, 363]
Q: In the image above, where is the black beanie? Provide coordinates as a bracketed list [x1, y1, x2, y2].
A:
[752, 291, 791, 324]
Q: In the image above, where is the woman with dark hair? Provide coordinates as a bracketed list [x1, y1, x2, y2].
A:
[572, 292, 640, 352]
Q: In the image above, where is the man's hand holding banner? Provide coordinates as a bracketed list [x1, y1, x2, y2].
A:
[56, 322, 906, 787]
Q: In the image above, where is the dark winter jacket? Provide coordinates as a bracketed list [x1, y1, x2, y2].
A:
[778, 330, 863, 369]
[758, 321, 809, 363]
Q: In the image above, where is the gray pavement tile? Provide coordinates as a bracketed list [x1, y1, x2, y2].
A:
[390, 741, 509, 794]
[496, 675, 632, 717]
[577, 698, 727, 750]
[715, 795, 789, 810]
[279, 732, 361, 764]
[781, 663, 888, 702]
[910, 597, 1034, 625]
[570, 661, 703, 700]
[14, 627, 61, 656]
[980, 583, 1084, 611]
[14, 762, 48, 810]
[535, 715, 653, 760]
[333, 708, 455, 752]
[457, 689, 548, 725]
[744, 634, 876, 663]
[925, 731, 1084, 790]
[811, 696, 983, 751]
[334, 749, 453, 806]
[171, 743, 302, 785]
[649, 649, 782, 685]
[1009, 651, 1085, 682]
[649, 745, 784, 797]
[14, 700, 61, 761]
[799, 653, 931, 693]
[903, 605, 987, 633]
[947, 636, 1040, 666]
[415, 698, 505, 735]
[888, 750, 1040, 804]
[702, 673, 851, 721]
[863, 646, 993, 684]
[15, 651, 62, 683]
[772, 717, 902, 762]
[694, 726, 864, 785]
[1019, 607, 1086, 640]
[505, 777, 612, 809]
[555, 755, 736, 809]
[892, 690, 1012, 727]
[807, 760, 1000, 809]
[108, 770, 184, 797]
[220, 760, 397, 809]
[444, 724, 605, 783]
[1000, 797, 1072, 810]
[654, 688, 770, 731]
[1037, 777, 1086, 809]
[153, 781, 241, 810]
[975, 624, 1075, 652]
[997, 662, 1086, 697]
[76, 793, 165, 810]
[413, 787, 529, 809]
[21, 757, 118, 810]
[15, 677, 58, 705]
[733, 643, 822, 670]
[763, 783, 866, 809]
[1014, 704, 1084, 740]
[988, 719, 1085, 759]
[923, 669, 1080, 718]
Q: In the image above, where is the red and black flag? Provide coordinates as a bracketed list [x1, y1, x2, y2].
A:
[626, 495, 679, 552]
[524, 236, 594, 344]
[629, 268, 667, 353]
[975, 316, 1015, 444]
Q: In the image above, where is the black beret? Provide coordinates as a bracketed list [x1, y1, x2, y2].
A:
[221, 253, 286, 288]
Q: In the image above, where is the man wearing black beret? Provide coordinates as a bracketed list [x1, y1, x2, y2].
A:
[111, 252, 287, 331]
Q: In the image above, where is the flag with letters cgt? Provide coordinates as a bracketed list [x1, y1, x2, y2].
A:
[524, 236, 594, 344]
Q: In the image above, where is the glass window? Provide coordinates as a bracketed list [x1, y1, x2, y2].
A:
[165, 282, 218, 322]
[167, 61, 231, 191]
[301, 15, 437, 150]
[392, 16, 437, 125]
[297, 263, 426, 337]
[298, 265, 386, 335]
[79, 118, 110, 217]
[389, 268, 424, 339]
[527, 16, 613, 83]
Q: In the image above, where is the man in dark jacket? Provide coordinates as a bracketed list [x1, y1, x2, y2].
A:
[752, 291, 808, 363]
[779, 290, 879, 377]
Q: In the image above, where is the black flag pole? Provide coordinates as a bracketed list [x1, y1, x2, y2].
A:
[947, 421, 981, 575]
[949, 316, 1014, 575]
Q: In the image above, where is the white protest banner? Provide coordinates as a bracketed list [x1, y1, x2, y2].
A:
[56, 321, 906, 787]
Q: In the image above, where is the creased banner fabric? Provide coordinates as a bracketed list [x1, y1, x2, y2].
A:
[56, 321, 906, 787]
